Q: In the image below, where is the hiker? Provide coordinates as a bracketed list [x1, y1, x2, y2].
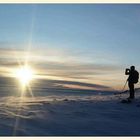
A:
[125, 66, 139, 99]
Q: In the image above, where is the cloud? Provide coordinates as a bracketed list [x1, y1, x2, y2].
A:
[33, 61, 121, 80]
[31, 78, 112, 91]
[0, 75, 112, 92]
[0, 44, 122, 90]
[0, 46, 121, 73]
[50, 79, 111, 90]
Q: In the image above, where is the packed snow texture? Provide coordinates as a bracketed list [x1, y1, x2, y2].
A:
[0, 90, 140, 136]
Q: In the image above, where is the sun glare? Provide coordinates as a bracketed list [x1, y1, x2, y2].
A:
[16, 66, 34, 86]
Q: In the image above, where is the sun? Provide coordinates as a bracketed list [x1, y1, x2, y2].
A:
[15, 65, 34, 86]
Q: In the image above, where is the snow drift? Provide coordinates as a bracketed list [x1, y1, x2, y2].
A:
[0, 89, 140, 136]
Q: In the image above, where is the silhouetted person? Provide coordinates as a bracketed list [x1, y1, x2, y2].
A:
[125, 66, 139, 99]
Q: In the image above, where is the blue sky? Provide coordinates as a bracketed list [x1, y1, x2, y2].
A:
[0, 4, 140, 90]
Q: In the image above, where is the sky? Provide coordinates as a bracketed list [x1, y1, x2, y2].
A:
[0, 4, 140, 91]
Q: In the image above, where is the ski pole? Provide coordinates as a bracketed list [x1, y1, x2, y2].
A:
[117, 80, 127, 99]
[120, 80, 128, 94]
[115, 80, 127, 99]
[114, 80, 127, 95]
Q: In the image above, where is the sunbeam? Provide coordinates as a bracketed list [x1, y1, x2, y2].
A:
[12, 5, 37, 136]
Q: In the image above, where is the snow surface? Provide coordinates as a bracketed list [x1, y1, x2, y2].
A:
[0, 90, 140, 136]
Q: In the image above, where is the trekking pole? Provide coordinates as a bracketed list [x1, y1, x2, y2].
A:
[118, 80, 128, 99]
[121, 80, 128, 94]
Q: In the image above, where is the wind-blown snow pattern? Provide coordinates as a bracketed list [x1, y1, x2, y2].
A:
[0, 89, 140, 136]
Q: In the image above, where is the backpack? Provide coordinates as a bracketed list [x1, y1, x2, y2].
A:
[133, 71, 139, 84]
